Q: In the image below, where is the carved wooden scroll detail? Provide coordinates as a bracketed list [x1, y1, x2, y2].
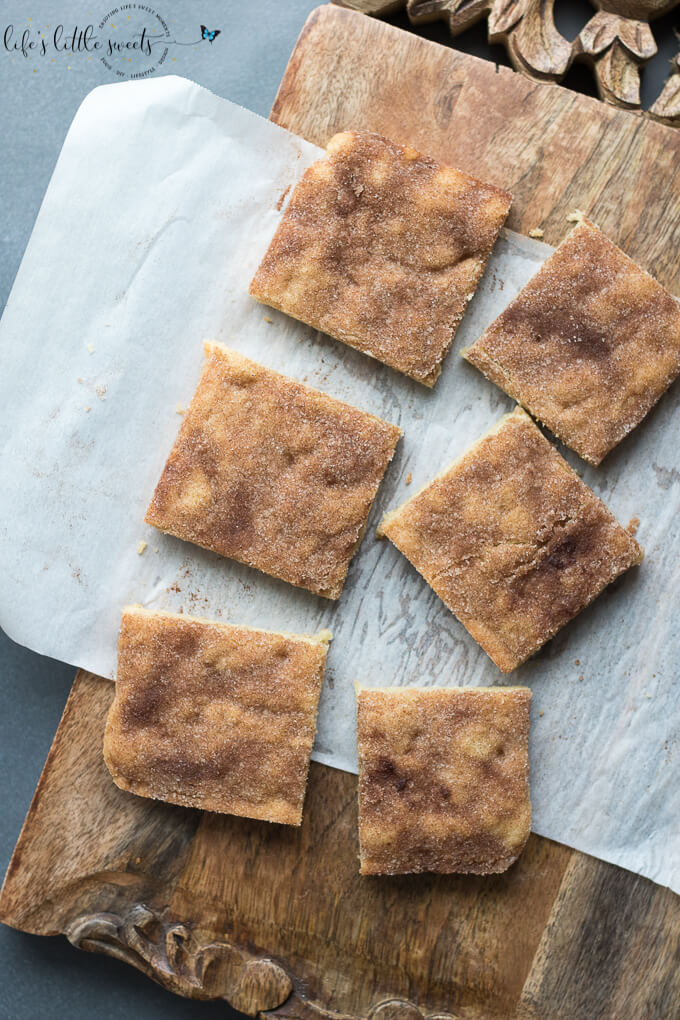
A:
[574, 4, 670, 108]
[65, 899, 460, 1019]
[334, 0, 680, 125]
[66, 902, 293, 1015]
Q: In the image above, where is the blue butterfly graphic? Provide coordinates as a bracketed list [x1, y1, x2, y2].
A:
[201, 25, 221, 43]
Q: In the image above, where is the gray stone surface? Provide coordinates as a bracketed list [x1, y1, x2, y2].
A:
[0, 1, 677, 1016]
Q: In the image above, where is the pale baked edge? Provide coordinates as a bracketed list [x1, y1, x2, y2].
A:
[104, 770, 305, 826]
[121, 604, 333, 650]
[354, 682, 531, 696]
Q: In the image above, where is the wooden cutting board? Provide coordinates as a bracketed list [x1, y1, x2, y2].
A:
[2, 6, 679, 1018]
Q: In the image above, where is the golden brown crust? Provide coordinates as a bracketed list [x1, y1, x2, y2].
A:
[463, 219, 680, 464]
[103, 607, 329, 825]
[356, 685, 531, 876]
[250, 131, 511, 386]
[145, 343, 401, 599]
[379, 407, 643, 672]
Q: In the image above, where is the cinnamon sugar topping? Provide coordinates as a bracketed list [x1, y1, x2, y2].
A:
[356, 685, 531, 875]
[464, 219, 680, 464]
[103, 607, 330, 825]
[250, 131, 511, 385]
[379, 407, 643, 672]
[145, 342, 401, 599]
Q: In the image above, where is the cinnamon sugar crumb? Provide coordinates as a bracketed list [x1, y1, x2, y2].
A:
[275, 184, 292, 212]
[627, 516, 640, 536]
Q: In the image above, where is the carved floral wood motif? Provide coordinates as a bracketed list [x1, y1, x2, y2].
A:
[335, 0, 680, 124]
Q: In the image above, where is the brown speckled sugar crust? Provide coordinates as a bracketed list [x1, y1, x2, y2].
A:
[356, 685, 531, 875]
[103, 607, 330, 825]
[249, 131, 512, 386]
[145, 342, 401, 599]
[463, 219, 680, 464]
[378, 407, 643, 673]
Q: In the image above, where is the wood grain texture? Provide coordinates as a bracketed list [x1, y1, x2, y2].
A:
[336, 0, 680, 123]
[2, 8, 680, 1017]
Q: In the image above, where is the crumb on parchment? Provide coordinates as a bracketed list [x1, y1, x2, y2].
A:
[176, 405, 185, 415]
[87, 343, 95, 354]
[137, 541, 147, 555]
[405, 472, 412, 485]
[528, 228, 544, 239]
[85, 406, 91, 413]
[264, 315, 272, 323]
[95, 384, 107, 401]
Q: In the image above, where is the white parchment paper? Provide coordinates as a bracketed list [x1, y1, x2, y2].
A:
[1, 77, 678, 893]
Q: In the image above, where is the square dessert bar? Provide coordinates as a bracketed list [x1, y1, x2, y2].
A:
[379, 407, 643, 673]
[463, 218, 680, 464]
[145, 342, 401, 599]
[356, 685, 532, 875]
[250, 131, 511, 386]
[103, 607, 330, 824]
